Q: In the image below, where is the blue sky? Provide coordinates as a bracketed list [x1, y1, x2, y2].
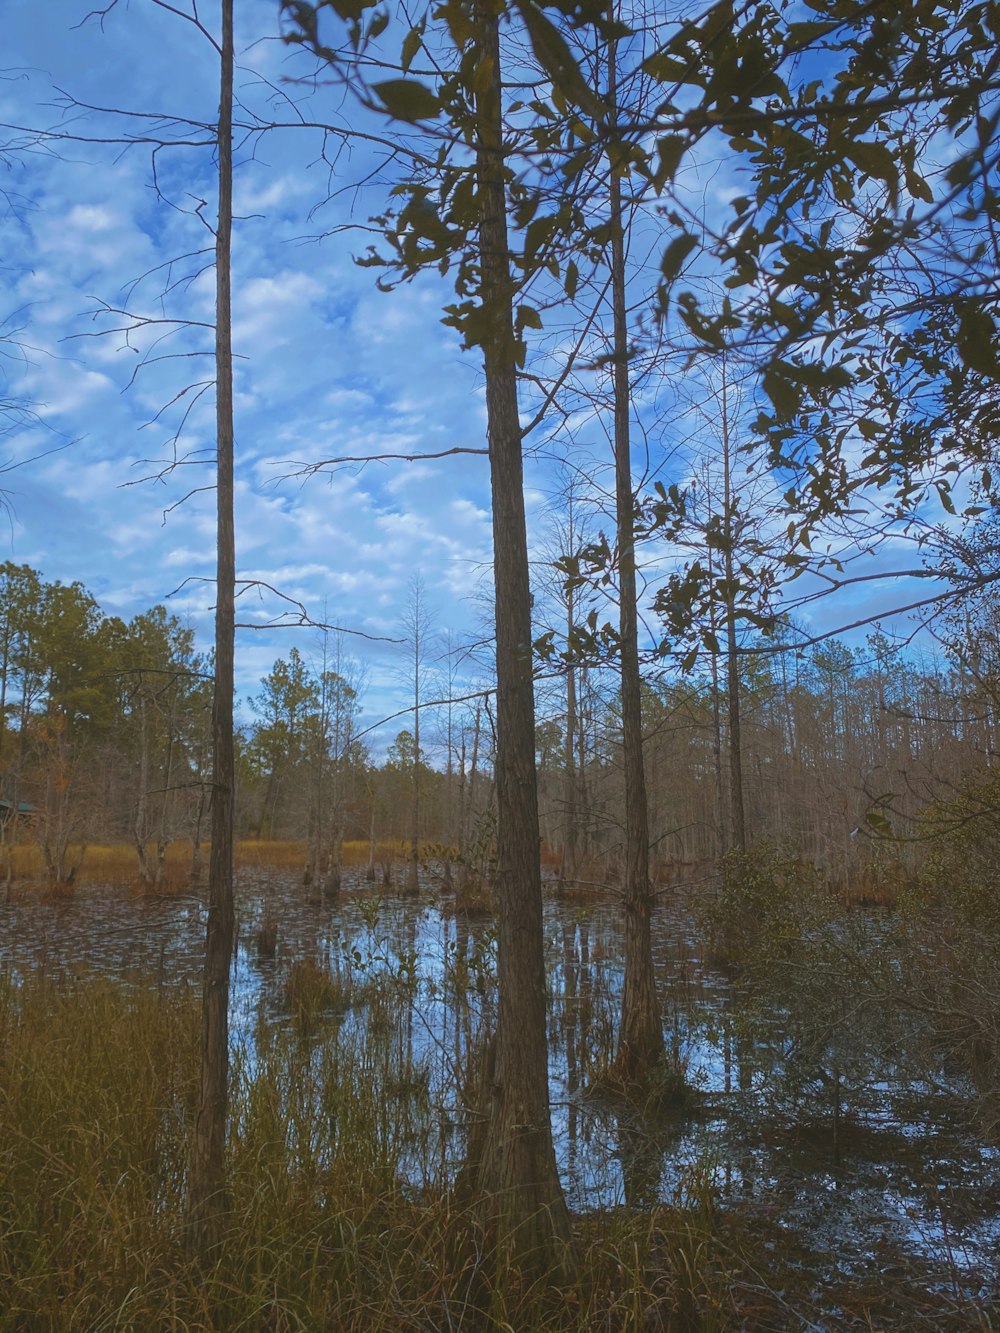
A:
[0, 0, 965, 755]
[1, 0, 516, 749]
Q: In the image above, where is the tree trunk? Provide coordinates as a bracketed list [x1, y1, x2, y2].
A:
[134, 692, 154, 883]
[408, 696, 420, 892]
[721, 360, 746, 852]
[608, 26, 664, 1086]
[187, 0, 235, 1258]
[467, 0, 571, 1271]
[562, 563, 579, 885]
[406, 581, 422, 893]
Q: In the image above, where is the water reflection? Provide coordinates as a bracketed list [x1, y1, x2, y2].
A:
[2, 869, 998, 1298]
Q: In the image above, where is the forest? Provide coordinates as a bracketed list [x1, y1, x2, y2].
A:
[2, 560, 998, 895]
[2, 0, 1000, 1327]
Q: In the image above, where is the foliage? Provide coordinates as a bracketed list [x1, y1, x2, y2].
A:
[699, 842, 917, 1125]
[698, 840, 824, 973]
[918, 765, 1000, 931]
[894, 767, 1000, 1134]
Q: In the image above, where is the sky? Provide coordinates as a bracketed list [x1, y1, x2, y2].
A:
[1, 0, 520, 751]
[0, 0, 965, 757]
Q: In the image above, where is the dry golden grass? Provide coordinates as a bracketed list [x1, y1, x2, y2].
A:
[4, 841, 194, 892]
[3, 836, 419, 890]
[235, 838, 308, 870]
[237, 838, 410, 870]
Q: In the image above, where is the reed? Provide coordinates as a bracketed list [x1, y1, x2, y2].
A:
[5, 838, 415, 889]
[2, 964, 978, 1329]
[0, 967, 752, 1331]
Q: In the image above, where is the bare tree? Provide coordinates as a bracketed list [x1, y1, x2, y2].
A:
[187, 0, 235, 1256]
[401, 574, 432, 894]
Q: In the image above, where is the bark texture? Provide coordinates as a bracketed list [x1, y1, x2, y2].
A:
[607, 34, 664, 1085]
[187, 0, 235, 1258]
[469, 0, 572, 1271]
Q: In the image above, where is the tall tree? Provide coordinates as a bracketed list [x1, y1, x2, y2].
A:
[117, 606, 200, 886]
[283, 0, 575, 1266]
[605, 14, 664, 1086]
[401, 575, 431, 893]
[247, 648, 318, 838]
[466, 0, 572, 1264]
[187, 0, 235, 1256]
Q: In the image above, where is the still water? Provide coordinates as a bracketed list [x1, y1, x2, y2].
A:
[2, 869, 998, 1317]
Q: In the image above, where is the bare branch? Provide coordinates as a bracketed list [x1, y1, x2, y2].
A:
[277, 445, 489, 481]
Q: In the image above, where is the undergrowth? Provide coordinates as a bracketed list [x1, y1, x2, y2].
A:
[0, 960, 990, 1329]
[0, 969, 756, 1331]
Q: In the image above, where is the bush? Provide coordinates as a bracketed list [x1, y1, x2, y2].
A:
[698, 841, 824, 974]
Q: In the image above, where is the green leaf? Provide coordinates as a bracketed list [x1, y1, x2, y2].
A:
[564, 259, 579, 301]
[652, 135, 687, 192]
[513, 0, 606, 120]
[957, 307, 1000, 378]
[660, 231, 698, 281]
[904, 168, 933, 203]
[845, 140, 899, 194]
[400, 23, 424, 72]
[762, 363, 801, 419]
[372, 78, 441, 121]
[641, 52, 690, 83]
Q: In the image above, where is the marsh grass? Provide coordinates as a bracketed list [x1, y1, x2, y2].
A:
[5, 841, 189, 890]
[1, 965, 986, 1329]
[5, 838, 417, 892]
[0, 967, 763, 1331]
[283, 955, 353, 1030]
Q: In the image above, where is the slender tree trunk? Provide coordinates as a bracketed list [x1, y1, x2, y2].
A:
[562, 580, 579, 883]
[190, 773, 207, 887]
[459, 704, 481, 890]
[134, 692, 154, 883]
[608, 27, 664, 1085]
[187, 0, 235, 1257]
[408, 701, 420, 892]
[366, 775, 378, 881]
[157, 722, 176, 886]
[721, 362, 746, 852]
[407, 583, 422, 893]
[0, 637, 9, 767]
[467, 0, 571, 1269]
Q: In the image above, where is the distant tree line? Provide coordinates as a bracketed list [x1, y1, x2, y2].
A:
[2, 558, 995, 898]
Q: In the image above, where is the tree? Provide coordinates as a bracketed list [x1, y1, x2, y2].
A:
[283, 0, 575, 1268]
[401, 575, 432, 893]
[0, 562, 46, 782]
[463, 0, 572, 1264]
[602, 16, 665, 1087]
[247, 648, 319, 839]
[304, 631, 364, 892]
[187, 0, 235, 1256]
[115, 606, 202, 887]
[636, 0, 1000, 556]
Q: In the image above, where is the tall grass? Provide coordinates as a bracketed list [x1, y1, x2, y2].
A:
[4, 838, 419, 890]
[0, 968, 750, 1331]
[4, 841, 186, 888]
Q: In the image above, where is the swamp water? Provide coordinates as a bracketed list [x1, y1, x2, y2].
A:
[2, 870, 997, 1326]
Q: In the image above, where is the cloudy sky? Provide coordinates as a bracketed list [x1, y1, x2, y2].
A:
[0, 0, 958, 754]
[1, 0, 523, 747]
